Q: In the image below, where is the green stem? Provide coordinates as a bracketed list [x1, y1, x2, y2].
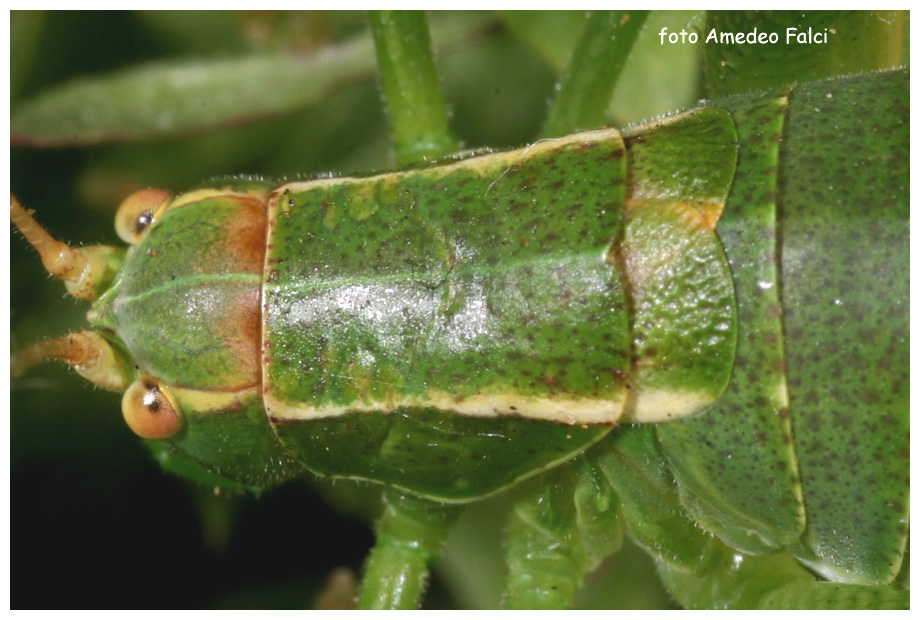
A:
[369, 10, 460, 166]
[357, 489, 459, 609]
[541, 10, 649, 138]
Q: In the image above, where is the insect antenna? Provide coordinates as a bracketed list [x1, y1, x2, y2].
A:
[12, 333, 96, 379]
[11, 195, 134, 390]
[10, 194, 125, 301]
[10, 331, 133, 392]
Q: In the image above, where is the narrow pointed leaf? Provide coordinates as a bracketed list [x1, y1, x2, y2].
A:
[12, 13, 492, 147]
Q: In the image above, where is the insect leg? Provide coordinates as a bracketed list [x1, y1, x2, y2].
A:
[502, 459, 622, 609]
[597, 426, 908, 609]
[357, 489, 460, 609]
[656, 533, 909, 609]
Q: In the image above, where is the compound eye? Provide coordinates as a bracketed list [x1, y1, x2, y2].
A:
[115, 188, 172, 244]
[122, 376, 183, 440]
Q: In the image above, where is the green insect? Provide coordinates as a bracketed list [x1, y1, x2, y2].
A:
[11, 11, 908, 609]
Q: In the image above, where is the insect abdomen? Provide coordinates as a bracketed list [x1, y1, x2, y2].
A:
[776, 69, 908, 584]
[640, 69, 908, 586]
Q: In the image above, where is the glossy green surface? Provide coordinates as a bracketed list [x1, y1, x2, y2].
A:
[166, 395, 306, 489]
[265, 133, 630, 410]
[656, 92, 804, 555]
[258, 111, 742, 497]
[646, 70, 908, 587]
[264, 131, 631, 497]
[629, 69, 907, 594]
[620, 108, 739, 418]
[93, 192, 270, 390]
[778, 69, 908, 584]
[274, 410, 609, 501]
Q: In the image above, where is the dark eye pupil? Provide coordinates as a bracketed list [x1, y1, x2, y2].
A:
[135, 211, 154, 233]
[142, 388, 161, 412]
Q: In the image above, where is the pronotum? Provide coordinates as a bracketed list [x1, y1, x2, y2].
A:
[11, 11, 908, 609]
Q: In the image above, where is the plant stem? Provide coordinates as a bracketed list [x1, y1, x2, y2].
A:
[541, 10, 649, 138]
[369, 10, 460, 166]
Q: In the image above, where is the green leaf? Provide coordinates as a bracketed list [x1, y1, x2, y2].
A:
[11, 12, 492, 146]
